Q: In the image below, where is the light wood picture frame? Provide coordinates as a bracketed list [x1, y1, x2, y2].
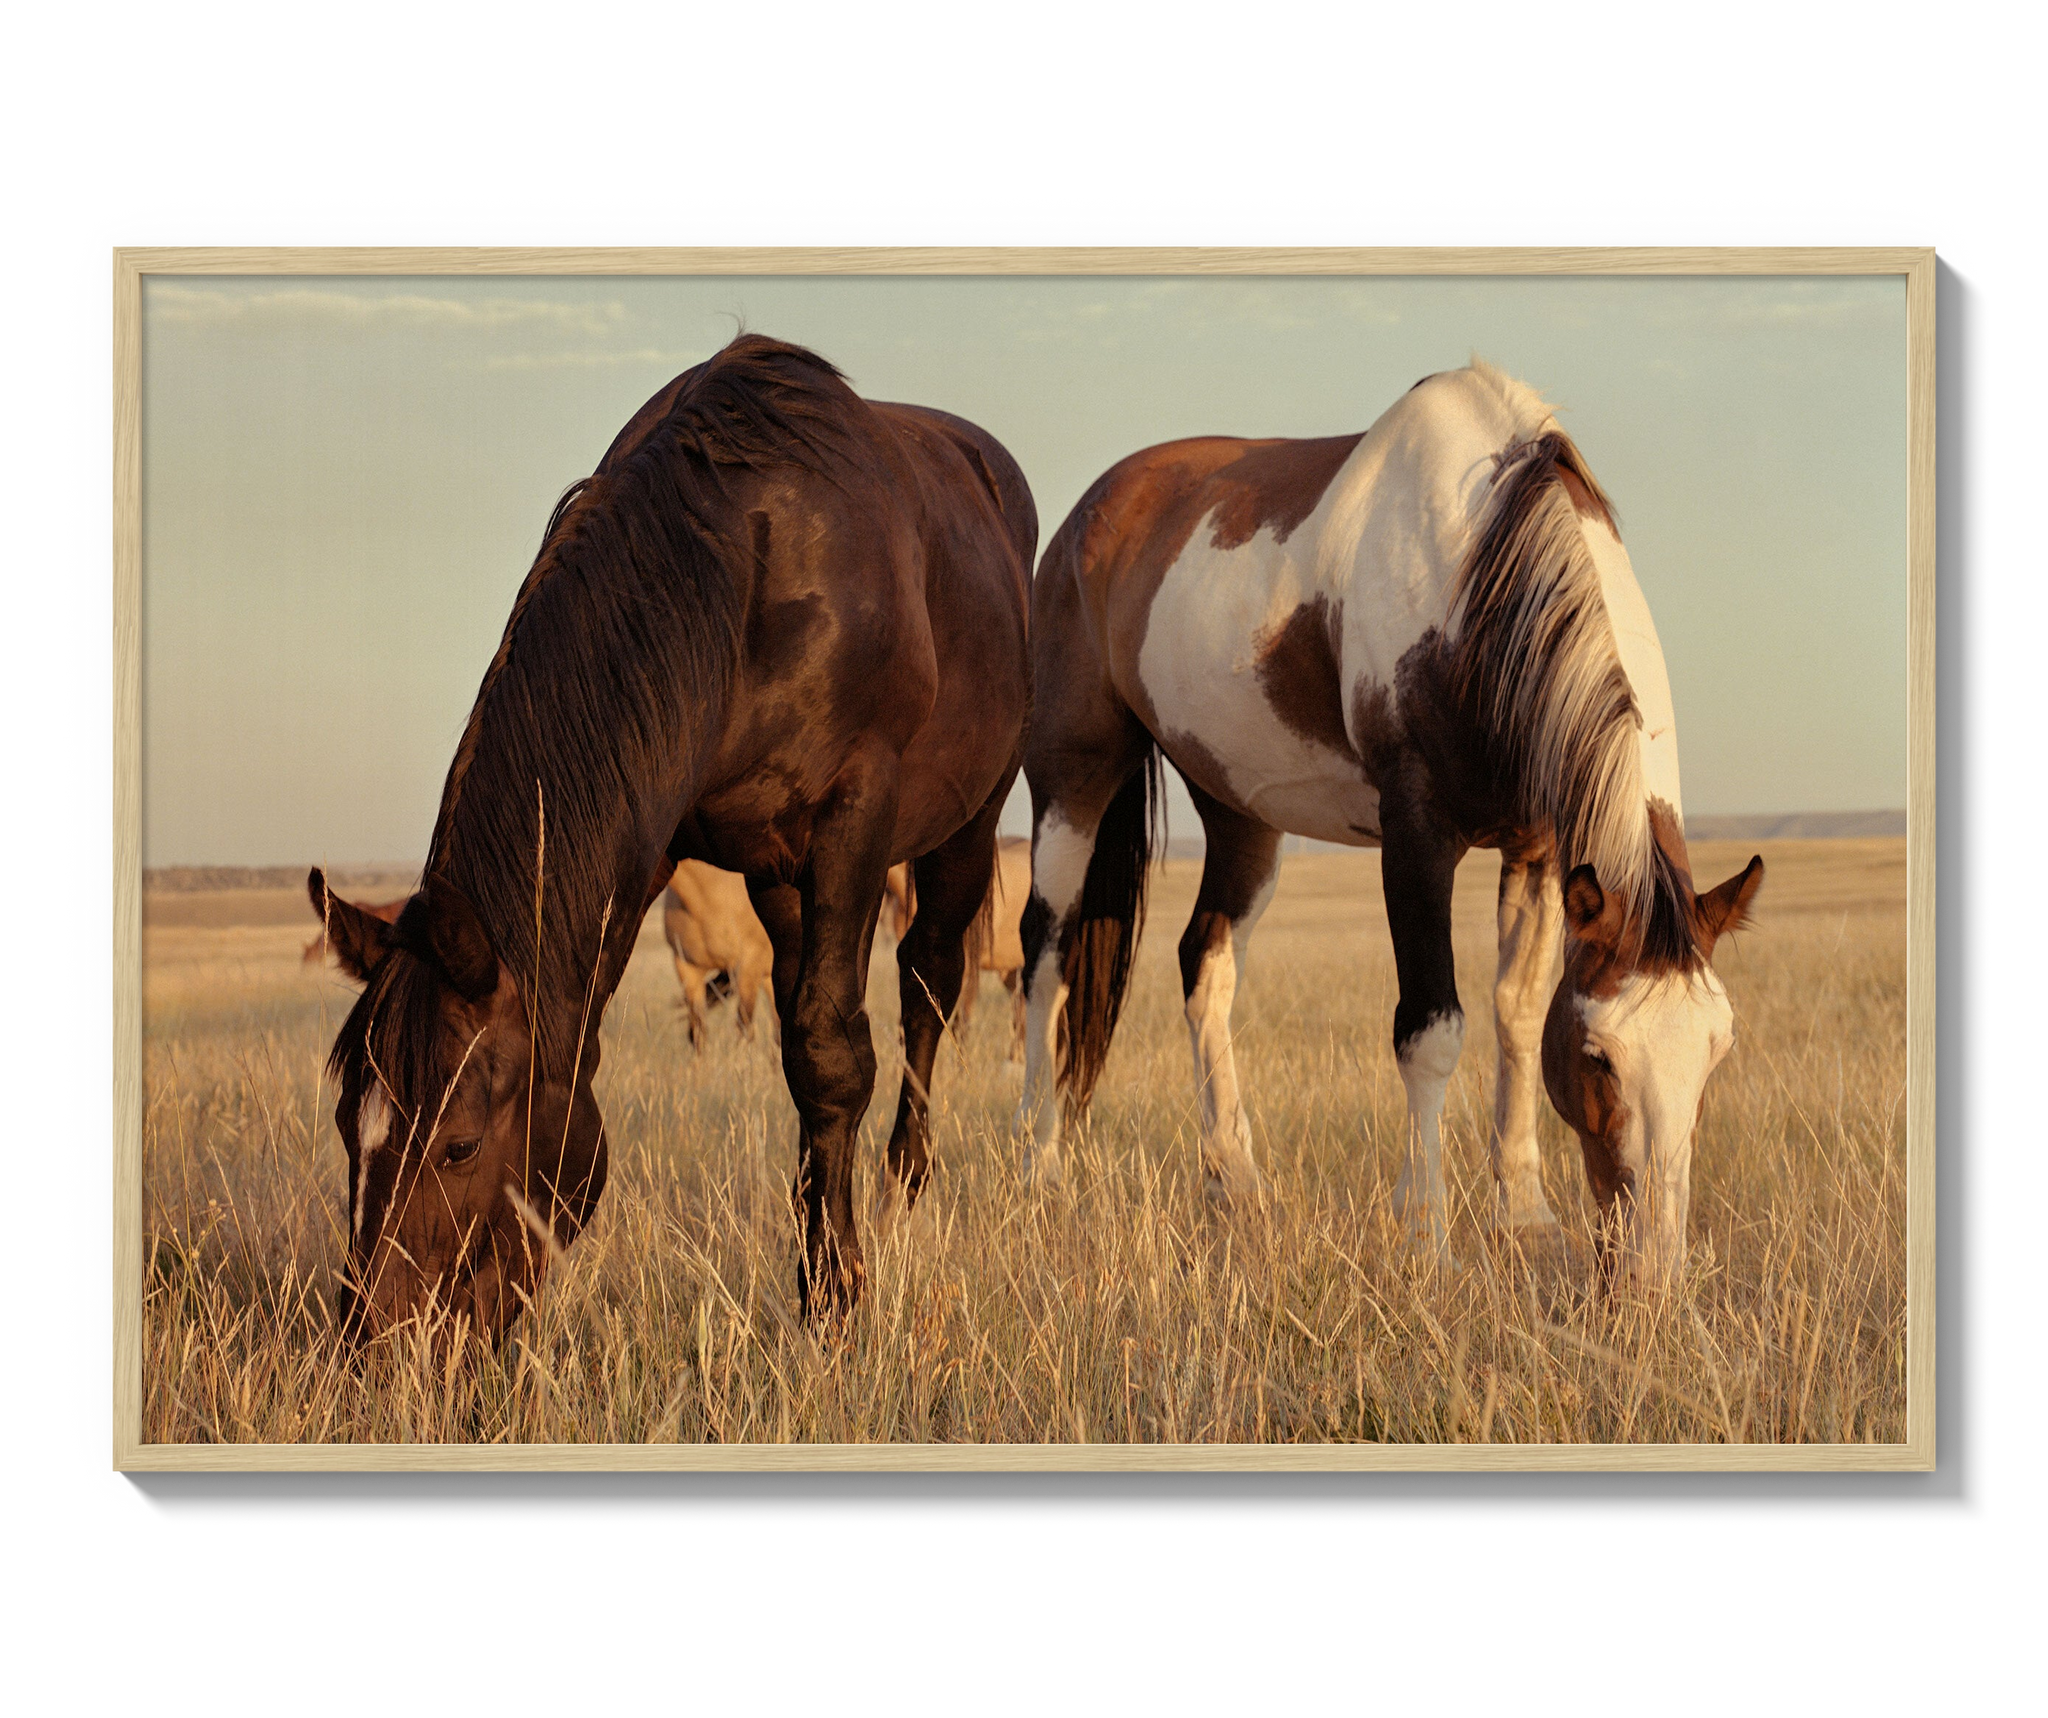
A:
[112, 248, 1933, 1474]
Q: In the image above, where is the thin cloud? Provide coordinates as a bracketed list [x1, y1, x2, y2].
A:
[1015, 279, 1383, 343]
[1606, 279, 1902, 336]
[147, 284, 631, 337]
[463, 347, 711, 373]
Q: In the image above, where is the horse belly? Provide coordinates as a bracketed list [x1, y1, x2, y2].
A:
[1134, 545, 1382, 845]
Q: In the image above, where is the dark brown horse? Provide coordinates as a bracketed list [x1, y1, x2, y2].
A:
[311, 335, 1034, 1337]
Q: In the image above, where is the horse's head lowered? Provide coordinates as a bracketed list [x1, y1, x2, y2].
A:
[1542, 847, 1764, 1289]
[308, 868, 608, 1344]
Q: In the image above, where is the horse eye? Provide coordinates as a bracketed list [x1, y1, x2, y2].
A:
[442, 1138, 482, 1167]
[1582, 1045, 1612, 1073]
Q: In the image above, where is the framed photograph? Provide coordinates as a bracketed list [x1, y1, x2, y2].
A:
[114, 247, 1934, 1470]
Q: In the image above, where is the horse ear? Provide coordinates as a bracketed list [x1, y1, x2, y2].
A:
[397, 875, 501, 1003]
[1561, 864, 1625, 950]
[1697, 855, 1765, 950]
[306, 867, 397, 983]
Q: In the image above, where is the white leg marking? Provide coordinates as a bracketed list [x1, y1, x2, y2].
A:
[1016, 949, 1070, 1183]
[1490, 860, 1562, 1232]
[1183, 872, 1277, 1204]
[1029, 812, 1095, 922]
[1391, 1013, 1464, 1254]
[1013, 810, 1097, 1185]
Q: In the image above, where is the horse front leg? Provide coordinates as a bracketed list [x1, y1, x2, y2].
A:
[1491, 838, 1562, 1235]
[1381, 792, 1469, 1261]
[793, 814, 891, 1321]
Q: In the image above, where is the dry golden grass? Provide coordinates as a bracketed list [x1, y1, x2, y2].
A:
[140, 838, 1905, 1446]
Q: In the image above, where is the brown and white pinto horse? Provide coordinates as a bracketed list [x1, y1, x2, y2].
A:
[1018, 361, 1762, 1285]
[312, 335, 1034, 1335]
[661, 860, 776, 1049]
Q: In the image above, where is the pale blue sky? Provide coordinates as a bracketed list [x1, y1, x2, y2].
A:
[141, 273, 1906, 865]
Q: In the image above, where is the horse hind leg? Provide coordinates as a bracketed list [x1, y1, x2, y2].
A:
[751, 823, 886, 1325]
[1491, 839, 1562, 1236]
[1004, 969, 1026, 1066]
[1015, 737, 1155, 1187]
[883, 794, 1005, 1221]
[1178, 785, 1282, 1208]
[955, 964, 979, 1034]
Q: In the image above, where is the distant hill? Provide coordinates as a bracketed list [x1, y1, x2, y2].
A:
[1683, 810, 1906, 840]
[145, 864, 421, 894]
[1166, 810, 1910, 860]
[146, 812, 1907, 889]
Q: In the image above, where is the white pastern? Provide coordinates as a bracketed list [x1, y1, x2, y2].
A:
[1015, 948, 1070, 1182]
[1013, 810, 1096, 1182]
[1182, 872, 1277, 1203]
[1490, 862, 1562, 1232]
[353, 1087, 391, 1243]
[1579, 973, 1733, 1282]
[1390, 1013, 1465, 1254]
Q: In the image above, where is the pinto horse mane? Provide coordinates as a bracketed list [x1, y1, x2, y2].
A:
[1445, 364, 1701, 972]
[332, 335, 869, 1101]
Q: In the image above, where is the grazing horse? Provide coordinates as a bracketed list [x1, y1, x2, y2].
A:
[311, 334, 1034, 1336]
[662, 859, 776, 1048]
[302, 896, 404, 965]
[886, 837, 1031, 1061]
[1017, 361, 1762, 1286]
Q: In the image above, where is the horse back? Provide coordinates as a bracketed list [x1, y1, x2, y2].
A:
[682, 394, 1033, 875]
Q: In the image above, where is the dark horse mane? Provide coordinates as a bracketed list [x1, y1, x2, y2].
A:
[331, 335, 872, 1110]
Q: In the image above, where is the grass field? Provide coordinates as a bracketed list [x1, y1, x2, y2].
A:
[139, 837, 1906, 1446]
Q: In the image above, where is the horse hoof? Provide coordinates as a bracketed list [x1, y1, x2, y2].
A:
[1020, 1149, 1064, 1191]
[1202, 1161, 1265, 1215]
[1394, 1212, 1452, 1271]
[1495, 1215, 1563, 1247]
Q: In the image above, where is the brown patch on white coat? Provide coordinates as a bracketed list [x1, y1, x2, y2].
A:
[1019, 361, 1767, 1285]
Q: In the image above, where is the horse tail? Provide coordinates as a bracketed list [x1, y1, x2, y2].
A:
[1056, 745, 1164, 1115]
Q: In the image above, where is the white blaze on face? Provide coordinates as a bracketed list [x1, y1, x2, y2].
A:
[353, 1087, 391, 1244]
[1578, 971, 1734, 1279]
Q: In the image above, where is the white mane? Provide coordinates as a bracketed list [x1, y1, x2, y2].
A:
[1440, 361, 1686, 954]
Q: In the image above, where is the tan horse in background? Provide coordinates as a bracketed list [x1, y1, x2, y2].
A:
[886, 836, 1030, 1062]
[663, 860, 776, 1049]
